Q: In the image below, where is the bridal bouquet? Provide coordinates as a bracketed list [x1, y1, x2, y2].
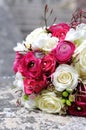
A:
[13, 7, 86, 117]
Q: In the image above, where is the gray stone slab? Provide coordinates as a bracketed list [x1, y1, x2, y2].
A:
[0, 1, 22, 77]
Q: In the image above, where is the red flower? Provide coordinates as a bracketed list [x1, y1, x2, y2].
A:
[19, 52, 42, 78]
[52, 41, 75, 64]
[42, 54, 56, 76]
[13, 52, 24, 73]
[49, 23, 70, 41]
[24, 75, 47, 95]
[68, 82, 86, 117]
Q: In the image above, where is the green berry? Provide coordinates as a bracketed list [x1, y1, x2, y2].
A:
[61, 99, 66, 104]
[66, 100, 72, 106]
[69, 95, 74, 102]
[62, 91, 69, 97]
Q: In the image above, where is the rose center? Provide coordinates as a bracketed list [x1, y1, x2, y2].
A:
[63, 45, 66, 49]
[28, 61, 34, 68]
[60, 44, 71, 53]
[43, 62, 47, 66]
[58, 72, 72, 84]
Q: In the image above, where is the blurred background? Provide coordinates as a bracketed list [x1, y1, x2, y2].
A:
[0, 0, 83, 76]
[5, 0, 76, 38]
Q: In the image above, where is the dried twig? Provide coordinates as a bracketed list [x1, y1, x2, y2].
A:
[42, 4, 57, 29]
[70, 8, 86, 28]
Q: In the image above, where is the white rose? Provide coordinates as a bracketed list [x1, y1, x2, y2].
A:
[36, 90, 63, 113]
[34, 34, 58, 52]
[25, 27, 58, 52]
[25, 27, 48, 48]
[65, 23, 86, 47]
[13, 42, 28, 52]
[76, 23, 86, 31]
[52, 64, 79, 92]
[13, 72, 24, 90]
[74, 40, 86, 56]
[78, 48, 86, 79]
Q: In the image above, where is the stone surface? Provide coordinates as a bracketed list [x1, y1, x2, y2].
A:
[0, 0, 22, 77]
[0, 77, 86, 130]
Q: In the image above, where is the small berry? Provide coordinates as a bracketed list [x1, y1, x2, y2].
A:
[69, 95, 74, 102]
[66, 100, 72, 106]
[62, 91, 69, 97]
[61, 99, 66, 104]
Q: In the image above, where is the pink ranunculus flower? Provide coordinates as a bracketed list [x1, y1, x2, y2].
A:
[24, 75, 47, 95]
[41, 54, 56, 76]
[18, 51, 42, 78]
[49, 23, 70, 41]
[68, 82, 86, 117]
[13, 52, 24, 73]
[52, 41, 75, 64]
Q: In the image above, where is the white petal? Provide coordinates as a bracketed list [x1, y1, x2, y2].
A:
[13, 43, 27, 52]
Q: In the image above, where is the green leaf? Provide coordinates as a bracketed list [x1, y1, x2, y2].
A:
[23, 95, 29, 101]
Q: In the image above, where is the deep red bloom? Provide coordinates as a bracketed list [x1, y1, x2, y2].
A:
[24, 75, 47, 95]
[18, 52, 42, 78]
[41, 54, 56, 76]
[49, 23, 70, 41]
[13, 52, 24, 73]
[68, 82, 86, 117]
